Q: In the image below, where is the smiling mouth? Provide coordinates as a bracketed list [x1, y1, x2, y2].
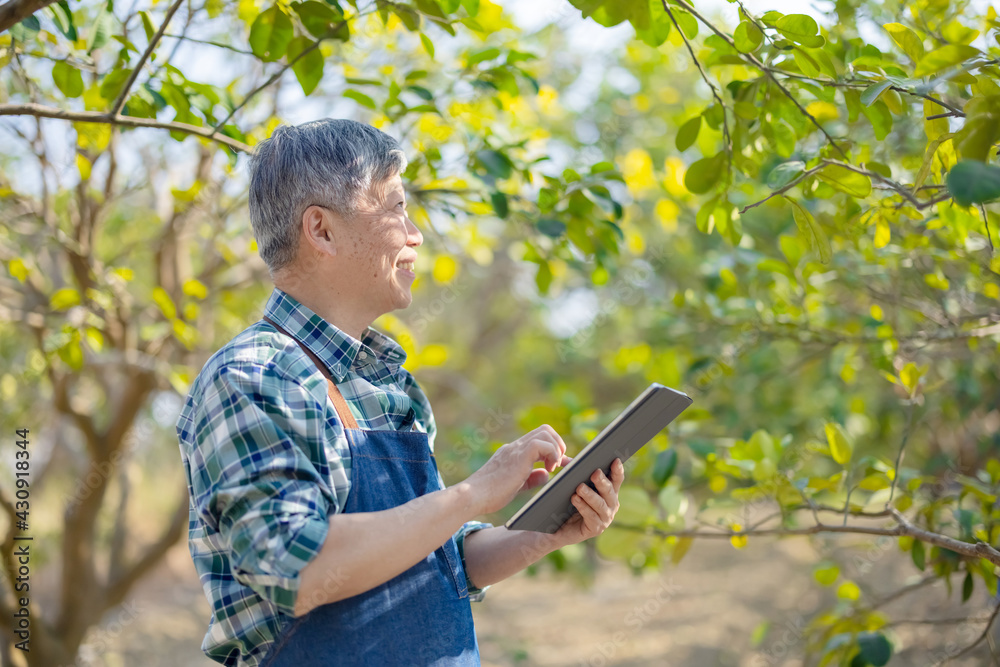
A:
[397, 260, 415, 271]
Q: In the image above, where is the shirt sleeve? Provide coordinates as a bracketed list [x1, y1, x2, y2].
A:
[187, 362, 335, 617]
[455, 520, 493, 601]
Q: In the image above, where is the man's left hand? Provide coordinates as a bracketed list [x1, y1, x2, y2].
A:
[553, 458, 625, 546]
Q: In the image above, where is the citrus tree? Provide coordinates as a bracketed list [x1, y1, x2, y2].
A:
[1, 0, 999, 664]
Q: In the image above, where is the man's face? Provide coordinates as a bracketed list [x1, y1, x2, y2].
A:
[338, 172, 423, 314]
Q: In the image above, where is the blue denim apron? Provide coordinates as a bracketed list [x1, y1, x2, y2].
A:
[259, 316, 479, 666]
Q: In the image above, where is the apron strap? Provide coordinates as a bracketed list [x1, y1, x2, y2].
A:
[261, 315, 360, 430]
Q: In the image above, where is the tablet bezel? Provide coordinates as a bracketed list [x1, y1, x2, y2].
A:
[504, 383, 692, 533]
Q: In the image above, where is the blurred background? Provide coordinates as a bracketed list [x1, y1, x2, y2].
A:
[1, 0, 999, 664]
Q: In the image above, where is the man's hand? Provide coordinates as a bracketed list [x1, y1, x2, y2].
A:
[463, 424, 572, 516]
[551, 458, 625, 547]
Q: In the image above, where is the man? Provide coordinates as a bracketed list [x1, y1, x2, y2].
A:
[176, 118, 625, 666]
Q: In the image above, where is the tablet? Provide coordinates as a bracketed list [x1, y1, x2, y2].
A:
[504, 383, 693, 533]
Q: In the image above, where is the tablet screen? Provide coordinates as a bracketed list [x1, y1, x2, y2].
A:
[504, 383, 692, 533]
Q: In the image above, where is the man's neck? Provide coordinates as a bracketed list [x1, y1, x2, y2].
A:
[273, 276, 372, 341]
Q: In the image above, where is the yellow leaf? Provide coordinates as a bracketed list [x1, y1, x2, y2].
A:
[432, 256, 458, 284]
[8, 258, 28, 283]
[825, 422, 853, 465]
[899, 362, 923, 394]
[709, 474, 727, 493]
[837, 581, 861, 600]
[619, 148, 657, 193]
[874, 219, 890, 248]
[419, 343, 448, 367]
[182, 278, 208, 300]
[730, 523, 747, 550]
[76, 153, 92, 180]
[983, 283, 999, 299]
[655, 199, 679, 232]
[50, 287, 81, 310]
[112, 267, 134, 282]
[152, 286, 177, 319]
[870, 304, 884, 321]
[805, 101, 839, 121]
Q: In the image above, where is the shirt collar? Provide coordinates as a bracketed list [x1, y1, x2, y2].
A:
[262, 288, 407, 381]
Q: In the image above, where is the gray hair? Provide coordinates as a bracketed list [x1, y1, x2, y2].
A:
[247, 118, 408, 271]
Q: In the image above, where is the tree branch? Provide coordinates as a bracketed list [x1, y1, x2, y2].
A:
[931, 603, 1000, 667]
[617, 509, 1000, 567]
[0, 103, 252, 152]
[664, 0, 850, 161]
[103, 486, 189, 610]
[111, 0, 187, 116]
[658, 0, 731, 168]
[0, 0, 58, 35]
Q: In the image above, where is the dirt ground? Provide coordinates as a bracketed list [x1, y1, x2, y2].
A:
[74, 530, 998, 667]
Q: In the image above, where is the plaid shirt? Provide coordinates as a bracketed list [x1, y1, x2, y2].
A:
[176, 288, 491, 667]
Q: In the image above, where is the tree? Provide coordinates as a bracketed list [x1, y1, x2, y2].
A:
[1, 0, 999, 665]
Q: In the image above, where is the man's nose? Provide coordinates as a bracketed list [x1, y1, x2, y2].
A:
[405, 215, 423, 247]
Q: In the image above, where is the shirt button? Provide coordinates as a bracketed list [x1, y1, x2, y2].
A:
[358, 351, 368, 360]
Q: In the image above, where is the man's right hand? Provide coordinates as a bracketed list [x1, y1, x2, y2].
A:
[464, 424, 572, 516]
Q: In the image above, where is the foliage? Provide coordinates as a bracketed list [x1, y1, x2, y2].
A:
[1, 0, 999, 664]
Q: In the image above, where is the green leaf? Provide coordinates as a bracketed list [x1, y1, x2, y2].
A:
[634, 3, 672, 47]
[785, 197, 831, 264]
[343, 89, 377, 109]
[490, 191, 509, 218]
[914, 44, 981, 77]
[962, 571, 974, 602]
[292, 1, 343, 38]
[733, 20, 763, 53]
[911, 539, 926, 570]
[419, 32, 435, 57]
[816, 163, 872, 198]
[567, 0, 652, 30]
[857, 632, 892, 667]
[477, 149, 513, 179]
[652, 448, 678, 488]
[52, 61, 84, 98]
[467, 46, 501, 65]
[860, 79, 893, 106]
[49, 0, 78, 40]
[288, 37, 324, 95]
[684, 152, 726, 194]
[536, 218, 565, 238]
[775, 14, 824, 48]
[534, 260, 552, 294]
[139, 10, 155, 41]
[99, 68, 133, 101]
[675, 116, 701, 152]
[766, 161, 805, 189]
[88, 10, 114, 53]
[249, 5, 294, 62]
[946, 160, 1000, 206]
[861, 100, 893, 141]
[9, 15, 40, 42]
[883, 22, 924, 62]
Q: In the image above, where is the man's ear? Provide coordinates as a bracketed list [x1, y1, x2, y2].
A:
[301, 205, 337, 257]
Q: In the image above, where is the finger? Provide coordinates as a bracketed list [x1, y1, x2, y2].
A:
[559, 455, 572, 468]
[610, 458, 625, 493]
[591, 469, 618, 505]
[529, 436, 562, 472]
[538, 424, 567, 458]
[577, 482, 613, 523]
[570, 492, 603, 534]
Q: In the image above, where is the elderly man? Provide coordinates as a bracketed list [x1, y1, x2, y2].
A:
[176, 118, 625, 667]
